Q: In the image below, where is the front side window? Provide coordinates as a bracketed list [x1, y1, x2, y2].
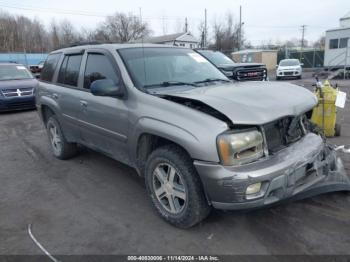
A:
[118, 47, 227, 89]
[339, 38, 349, 49]
[84, 54, 119, 89]
[57, 55, 82, 87]
[329, 39, 339, 49]
[0, 65, 33, 81]
[41, 53, 61, 82]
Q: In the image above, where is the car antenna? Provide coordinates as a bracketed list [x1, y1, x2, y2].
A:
[139, 7, 148, 93]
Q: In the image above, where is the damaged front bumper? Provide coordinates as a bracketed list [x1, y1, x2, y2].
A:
[194, 133, 350, 210]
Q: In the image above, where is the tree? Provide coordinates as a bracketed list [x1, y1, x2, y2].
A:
[211, 12, 243, 52]
[103, 12, 151, 42]
[313, 35, 326, 49]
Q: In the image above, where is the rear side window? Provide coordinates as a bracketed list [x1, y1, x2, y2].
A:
[83, 54, 119, 89]
[41, 53, 61, 82]
[57, 55, 83, 87]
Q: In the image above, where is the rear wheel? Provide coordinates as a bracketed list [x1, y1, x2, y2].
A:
[145, 145, 211, 228]
[46, 115, 78, 159]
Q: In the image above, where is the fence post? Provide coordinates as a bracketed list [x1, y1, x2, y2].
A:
[312, 49, 316, 68]
[344, 38, 349, 80]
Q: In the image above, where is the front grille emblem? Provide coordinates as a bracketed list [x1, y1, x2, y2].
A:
[16, 89, 22, 97]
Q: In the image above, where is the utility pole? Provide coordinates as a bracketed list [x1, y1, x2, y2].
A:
[300, 25, 307, 62]
[238, 5, 242, 51]
[185, 17, 188, 32]
[204, 9, 207, 48]
[301, 25, 306, 48]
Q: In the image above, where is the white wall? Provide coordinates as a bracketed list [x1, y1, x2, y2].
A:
[324, 28, 350, 67]
[161, 41, 199, 48]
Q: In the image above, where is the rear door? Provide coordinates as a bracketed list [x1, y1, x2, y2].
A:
[77, 49, 130, 165]
[54, 51, 85, 142]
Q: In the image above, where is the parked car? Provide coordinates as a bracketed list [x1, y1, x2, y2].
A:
[29, 61, 45, 79]
[276, 59, 303, 80]
[36, 44, 350, 228]
[0, 63, 37, 112]
[196, 49, 268, 81]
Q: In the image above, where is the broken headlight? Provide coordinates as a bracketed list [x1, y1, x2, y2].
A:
[217, 129, 264, 166]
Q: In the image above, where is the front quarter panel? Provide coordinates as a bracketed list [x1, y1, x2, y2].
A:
[129, 91, 229, 163]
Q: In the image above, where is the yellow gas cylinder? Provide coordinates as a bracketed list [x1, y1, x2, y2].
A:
[311, 80, 339, 137]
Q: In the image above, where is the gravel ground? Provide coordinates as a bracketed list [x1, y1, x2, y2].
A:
[0, 74, 350, 256]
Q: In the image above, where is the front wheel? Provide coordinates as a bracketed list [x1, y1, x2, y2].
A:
[145, 145, 211, 228]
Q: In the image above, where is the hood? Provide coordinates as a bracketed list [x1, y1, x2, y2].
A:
[0, 78, 38, 90]
[278, 65, 301, 70]
[218, 63, 265, 71]
[156, 81, 317, 125]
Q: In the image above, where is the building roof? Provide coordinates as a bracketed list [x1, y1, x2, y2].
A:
[340, 11, 350, 20]
[133, 32, 199, 44]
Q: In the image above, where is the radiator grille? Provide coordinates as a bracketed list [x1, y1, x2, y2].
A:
[263, 117, 303, 154]
[1, 87, 34, 97]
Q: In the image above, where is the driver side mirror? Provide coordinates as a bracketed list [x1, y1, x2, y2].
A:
[90, 79, 124, 98]
[300, 63, 304, 67]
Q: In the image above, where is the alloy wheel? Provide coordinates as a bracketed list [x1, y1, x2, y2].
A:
[152, 163, 187, 214]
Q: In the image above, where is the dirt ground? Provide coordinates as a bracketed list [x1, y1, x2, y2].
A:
[0, 73, 350, 256]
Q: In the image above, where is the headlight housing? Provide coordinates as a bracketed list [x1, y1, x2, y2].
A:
[217, 129, 264, 166]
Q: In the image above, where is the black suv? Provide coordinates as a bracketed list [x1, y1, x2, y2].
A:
[196, 49, 267, 81]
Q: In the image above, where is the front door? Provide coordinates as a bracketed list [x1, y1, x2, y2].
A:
[78, 50, 130, 165]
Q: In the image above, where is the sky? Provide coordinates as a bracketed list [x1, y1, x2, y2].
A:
[0, 0, 349, 45]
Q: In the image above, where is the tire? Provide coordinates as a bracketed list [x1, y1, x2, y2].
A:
[46, 115, 78, 160]
[145, 145, 211, 228]
[298, 75, 302, 79]
[335, 123, 341, 137]
[276, 76, 280, 80]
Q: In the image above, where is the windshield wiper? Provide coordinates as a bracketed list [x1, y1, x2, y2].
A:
[194, 78, 231, 84]
[144, 81, 198, 88]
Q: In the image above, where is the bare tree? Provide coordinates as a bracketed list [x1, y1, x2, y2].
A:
[103, 12, 151, 42]
[0, 10, 151, 52]
[313, 35, 325, 49]
[210, 12, 243, 52]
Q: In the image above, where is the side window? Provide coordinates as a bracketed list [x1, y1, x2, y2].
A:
[57, 55, 83, 87]
[84, 54, 119, 89]
[329, 39, 339, 49]
[339, 38, 349, 49]
[41, 53, 61, 82]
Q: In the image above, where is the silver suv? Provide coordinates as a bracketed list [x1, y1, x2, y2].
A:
[37, 44, 350, 228]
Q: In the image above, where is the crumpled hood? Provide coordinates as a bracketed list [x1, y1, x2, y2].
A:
[158, 81, 317, 125]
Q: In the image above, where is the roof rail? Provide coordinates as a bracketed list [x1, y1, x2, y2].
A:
[63, 41, 110, 48]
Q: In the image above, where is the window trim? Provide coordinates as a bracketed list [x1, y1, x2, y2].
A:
[82, 48, 125, 95]
[55, 53, 84, 89]
[40, 52, 62, 83]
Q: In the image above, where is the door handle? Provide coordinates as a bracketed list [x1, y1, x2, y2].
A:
[52, 93, 58, 100]
[80, 100, 88, 107]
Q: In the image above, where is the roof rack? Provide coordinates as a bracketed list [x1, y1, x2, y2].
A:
[64, 41, 113, 48]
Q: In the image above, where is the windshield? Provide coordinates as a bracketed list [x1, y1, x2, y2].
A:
[118, 47, 229, 89]
[279, 59, 300, 66]
[0, 65, 33, 80]
[197, 50, 235, 66]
